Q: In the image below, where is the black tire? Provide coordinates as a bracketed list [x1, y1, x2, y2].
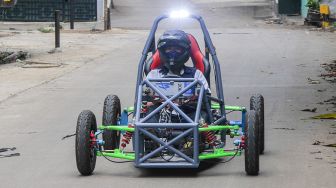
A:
[250, 94, 264, 154]
[102, 95, 121, 150]
[75, 110, 97, 176]
[245, 110, 259, 176]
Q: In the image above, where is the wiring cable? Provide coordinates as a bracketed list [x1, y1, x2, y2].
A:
[202, 148, 240, 164]
[99, 150, 134, 163]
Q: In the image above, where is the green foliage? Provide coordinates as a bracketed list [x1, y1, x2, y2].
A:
[306, 0, 321, 10]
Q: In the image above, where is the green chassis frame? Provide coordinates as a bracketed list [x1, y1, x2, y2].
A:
[96, 103, 246, 161]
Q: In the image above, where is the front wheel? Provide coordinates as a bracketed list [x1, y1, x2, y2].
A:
[250, 94, 264, 154]
[245, 110, 259, 176]
[75, 110, 97, 176]
[102, 95, 121, 150]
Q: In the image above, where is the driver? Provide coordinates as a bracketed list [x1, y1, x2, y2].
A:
[147, 29, 210, 91]
[145, 29, 210, 123]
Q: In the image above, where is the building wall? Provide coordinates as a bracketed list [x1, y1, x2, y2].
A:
[96, 0, 111, 21]
[97, 0, 103, 21]
[0, 0, 97, 22]
[301, 0, 308, 17]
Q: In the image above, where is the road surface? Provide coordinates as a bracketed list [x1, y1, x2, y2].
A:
[0, 0, 335, 187]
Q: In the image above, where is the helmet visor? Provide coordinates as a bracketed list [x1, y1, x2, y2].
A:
[163, 46, 185, 60]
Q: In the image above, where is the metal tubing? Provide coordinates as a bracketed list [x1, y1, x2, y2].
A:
[193, 124, 199, 164]
[99, 124, 239, 132]
[144, 79, 198, 102]
[147, 78, 195, 82]
[137, 123, 197, 128]
[139, 143, 167, 163]
[194, 86, 205, 122]
[213, 116, 226, 125]
[140, 128, 192, 162]
[204, 37, 210, 61]
[225, 105, 245, 111]
[69, 0, 74, 29]
[141, 79, 198, 122]
[54, 10, 60, 48]
[98, 125, 134, 132]
[209, 96, 224, 104]
[199, 150, 240, 160]
[199, 125, 240, 132]
[135, 85, 143, 122]
[137, 163, 198, 168]
[139, 128, 194, 163]
[134, 126, 140, 164]
[229, 121, 242, 126]
[97, 151, 135, 160]
[204, 94, 214, 123]
[141, 79, 197, 123]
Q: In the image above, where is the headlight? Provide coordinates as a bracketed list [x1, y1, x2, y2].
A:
[169, 10, 190, 19]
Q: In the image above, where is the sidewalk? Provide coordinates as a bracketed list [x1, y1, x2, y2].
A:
[0, 26, 146, 103]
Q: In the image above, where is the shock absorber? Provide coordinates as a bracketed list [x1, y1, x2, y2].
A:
[240, 135, 245, 149]
[89, 131, 96, 148]
[202, 124, 218, 146]
[121, 124, 134, 149]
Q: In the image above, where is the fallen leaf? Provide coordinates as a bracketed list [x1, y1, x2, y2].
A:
[312, 140, 323, 145]
[312, 113, 336, 119]
[323, 144, 336, 148]
[0, 147, 20, 158]
[62, 133, 76, 140]
[310, 81, 320, 84]
[307, 77, 321, 84]
[302, 108, 317, 112]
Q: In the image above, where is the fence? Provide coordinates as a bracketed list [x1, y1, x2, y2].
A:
[0, 0, 97, 21]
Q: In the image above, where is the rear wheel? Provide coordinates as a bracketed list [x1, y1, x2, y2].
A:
[250, 94, 264, 154]
[245, 110, 259, 176]
[75, 110, 97, 176]
[102, 95, 121, 150]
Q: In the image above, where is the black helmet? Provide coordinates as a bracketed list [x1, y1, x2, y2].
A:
[157, 30, 191, 71]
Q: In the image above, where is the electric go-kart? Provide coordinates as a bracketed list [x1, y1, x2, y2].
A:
[75, 11, 265, 176]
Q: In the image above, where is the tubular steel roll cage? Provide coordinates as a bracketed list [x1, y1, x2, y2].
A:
[96, 14, 247, 168]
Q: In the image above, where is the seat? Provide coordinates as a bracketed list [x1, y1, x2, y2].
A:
[145, 34, 211, 82]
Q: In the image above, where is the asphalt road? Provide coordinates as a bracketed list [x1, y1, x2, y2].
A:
[1, 0, 336, 187]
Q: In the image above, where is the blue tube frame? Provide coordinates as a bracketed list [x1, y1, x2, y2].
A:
[132, 14, 229, 168]
[134, 78, 204, 168]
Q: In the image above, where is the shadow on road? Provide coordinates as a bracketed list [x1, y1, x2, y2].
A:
[137, 159, 224, 177]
